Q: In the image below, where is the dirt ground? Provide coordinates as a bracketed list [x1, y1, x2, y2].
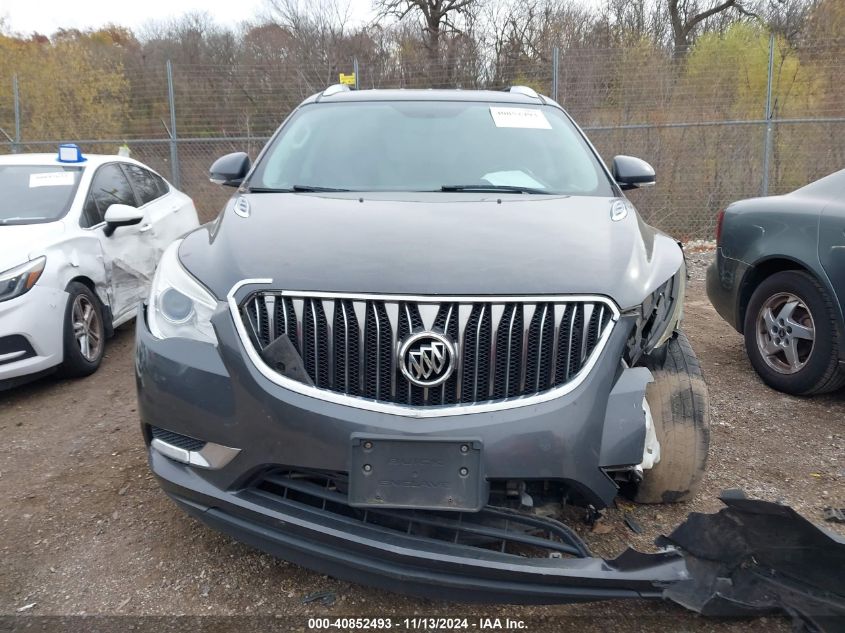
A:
[1, 250, 843, 632]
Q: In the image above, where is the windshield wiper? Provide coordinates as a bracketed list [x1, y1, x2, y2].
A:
[247, 186, 294, 193]
[292, 185, 351, 192]
[247, 185, 352, 193]
[440, 184, 551, 194]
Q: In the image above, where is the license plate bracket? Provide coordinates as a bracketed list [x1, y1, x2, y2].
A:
[348, 435, 484, 511]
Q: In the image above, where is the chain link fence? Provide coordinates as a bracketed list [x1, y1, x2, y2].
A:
[1, 36, 843, 239]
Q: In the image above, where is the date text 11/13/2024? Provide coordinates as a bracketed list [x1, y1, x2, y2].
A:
[307, 617, 527, 630]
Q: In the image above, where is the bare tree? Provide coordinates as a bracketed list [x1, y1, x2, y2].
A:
[374, 0, 478, 85]
[263, 0, 351, 61]
[668, 0, 757, 55]
[597, 0, 670, 46]
[260, 0, 373, 90]
[483, 0, 600, 92]
[753, 0, 813, 43]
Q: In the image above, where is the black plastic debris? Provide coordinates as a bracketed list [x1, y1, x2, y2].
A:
[301, 590, 337, 606]
[623, 513, 643, 534]
[823, 507, 845, 524]
[259, 335, 314, 386]
[658, 490, 845, 632]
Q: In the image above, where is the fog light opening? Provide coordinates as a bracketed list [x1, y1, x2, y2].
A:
[150, 426, 240, 470]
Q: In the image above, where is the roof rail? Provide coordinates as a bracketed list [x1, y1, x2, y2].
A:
[508, 85, 541, 100]
[322, 84, 350, 97]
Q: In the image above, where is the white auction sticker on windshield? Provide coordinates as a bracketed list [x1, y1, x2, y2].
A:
[29, 172, 75, 188]
[490, 107, 552, 129]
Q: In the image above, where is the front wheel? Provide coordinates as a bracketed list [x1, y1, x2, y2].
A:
[58, 282, 106, 378]
[631, 332, 710, 504]
[744, 270, 845, 395]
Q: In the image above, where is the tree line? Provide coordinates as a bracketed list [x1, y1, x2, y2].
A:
[1, 0, 843, 240]
[0, 0, 842, 141]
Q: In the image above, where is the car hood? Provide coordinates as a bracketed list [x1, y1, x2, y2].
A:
[0, 221, 65, 273]
[179, 193, 683, 310]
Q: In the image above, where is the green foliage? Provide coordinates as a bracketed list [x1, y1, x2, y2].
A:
[684, 23, 810, 119]
[0, 32, 129, 140]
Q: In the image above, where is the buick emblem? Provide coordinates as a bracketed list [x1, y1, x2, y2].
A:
[399, 331, 456, 388]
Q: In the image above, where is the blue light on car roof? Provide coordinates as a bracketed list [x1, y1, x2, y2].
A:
[57, 144, 85, 163]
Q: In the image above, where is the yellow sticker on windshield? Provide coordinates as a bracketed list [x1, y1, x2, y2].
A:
[490, 107, 551, 129]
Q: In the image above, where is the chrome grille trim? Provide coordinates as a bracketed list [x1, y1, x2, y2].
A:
[228, 280, 620, 418]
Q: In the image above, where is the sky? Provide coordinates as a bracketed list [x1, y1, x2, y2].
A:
[0, 0, 374, 36]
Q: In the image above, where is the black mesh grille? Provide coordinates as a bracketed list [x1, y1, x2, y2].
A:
[461, 305, 482, 402]
[493, 304, 523, 398]
[302, 299, 329, 388]
[525, 308, 539, 391]
[568, 305, 584, 377]
[150, 426, 206, 452]
[585, 305, 602, 361]
[275, 297, 297, 351]
[526, 305, 555, 393]
[396, 303, 425, 406]
[555, 304, 575, 384]
[429, 303, 458, 405]
[434, 303, 459, 405]
[240, 294, 615, 408]
[333, 300, 360, 394]
[363, 302, 391, 400]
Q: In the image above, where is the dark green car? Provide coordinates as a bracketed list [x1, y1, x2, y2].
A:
[707, 169, 845, 395]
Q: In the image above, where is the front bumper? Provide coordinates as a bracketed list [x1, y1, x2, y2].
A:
[0, 285, 67, 385]
[153, 450, 687, 603]
[137, 302, 667, 599]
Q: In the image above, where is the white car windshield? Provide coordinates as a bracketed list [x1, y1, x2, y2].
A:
[0, 165, 84, 225]
[250, 101, 615, 196]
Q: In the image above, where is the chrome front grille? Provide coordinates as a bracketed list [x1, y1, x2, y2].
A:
[237, 292, 617, 408]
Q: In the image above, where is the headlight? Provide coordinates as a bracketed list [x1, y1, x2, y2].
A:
[0, 257, 46, 303]
[651, 266, 685, 350]
[626, 263, 686, 363]
[147, 240, 217, 344]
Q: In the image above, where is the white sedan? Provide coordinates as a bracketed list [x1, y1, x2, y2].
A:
[0, 146, 199, 388]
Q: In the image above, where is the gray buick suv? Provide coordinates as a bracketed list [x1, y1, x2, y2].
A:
[136, 85, 709, 602]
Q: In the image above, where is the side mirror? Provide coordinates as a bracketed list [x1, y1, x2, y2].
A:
[612, 155, 656, 190]
[103, 204, 144, 237]
[210, 152, 251, 187]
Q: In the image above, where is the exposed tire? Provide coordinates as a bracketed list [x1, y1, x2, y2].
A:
[743, 270, 845, 395]
[58, 282, 106, 378]
[632, 332, 710, 504]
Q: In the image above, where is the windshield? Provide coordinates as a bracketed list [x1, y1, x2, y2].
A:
[0, 165, 84, 225]
[250, 101, 614, 196]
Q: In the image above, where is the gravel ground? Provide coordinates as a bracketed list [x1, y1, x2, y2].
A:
[1, 250, 843, 632]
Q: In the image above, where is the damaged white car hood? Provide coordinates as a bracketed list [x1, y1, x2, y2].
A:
[0, 222, 66, 272]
